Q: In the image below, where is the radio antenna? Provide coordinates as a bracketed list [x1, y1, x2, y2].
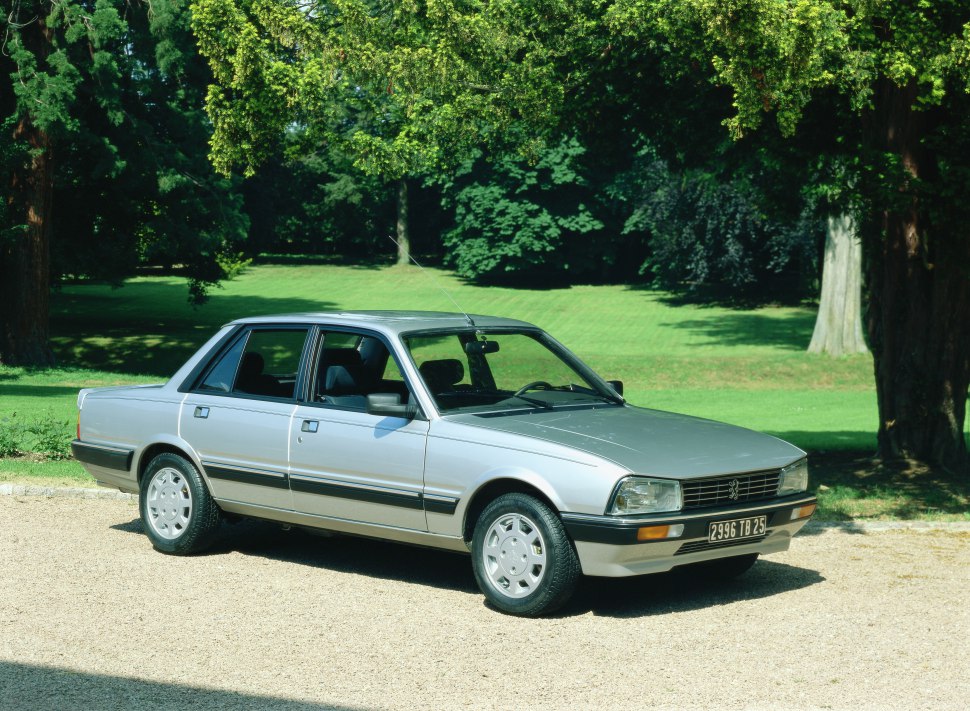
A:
[387, 235, 475, 327]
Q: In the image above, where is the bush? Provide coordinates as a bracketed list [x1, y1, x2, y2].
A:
[0, 411, 73, 461]
[440, 137, 606, 282]
[618, 149, 820, 303]
[26, 412, 74, 460]
[0, 412, 25, 457]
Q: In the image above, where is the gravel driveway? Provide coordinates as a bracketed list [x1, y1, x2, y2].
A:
[1, 495, 968, 711]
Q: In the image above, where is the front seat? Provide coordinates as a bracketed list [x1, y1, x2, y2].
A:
[418, 359, 465, 397]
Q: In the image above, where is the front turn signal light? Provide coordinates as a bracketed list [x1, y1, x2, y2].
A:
[637, 524, 685, 541]
[791, 504, 817, 521]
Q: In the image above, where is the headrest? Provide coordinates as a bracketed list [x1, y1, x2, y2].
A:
[239, 351, 264, 376]
[419, 359, 464, 387]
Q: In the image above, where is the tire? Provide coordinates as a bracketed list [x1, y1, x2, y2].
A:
[470, 493, 581, 617]
[692, 553, 759, 579]
[139, 453, 221, 555]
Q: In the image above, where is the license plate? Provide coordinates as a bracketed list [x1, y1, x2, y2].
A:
[708, 515, 767, 543]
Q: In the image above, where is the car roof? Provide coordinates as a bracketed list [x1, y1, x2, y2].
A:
[226, 310, 537, 336]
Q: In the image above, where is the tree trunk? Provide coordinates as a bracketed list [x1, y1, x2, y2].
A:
[0, 16, 55, 367]
[395, 178, 410, 265]
[808, 213, 869, 356]
[863, 78, 970, 473]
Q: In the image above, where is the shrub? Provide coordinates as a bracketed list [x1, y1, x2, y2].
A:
[25, 412, 73, 460]
[440, 137, 606, 282]
[0, 412, 25, 457]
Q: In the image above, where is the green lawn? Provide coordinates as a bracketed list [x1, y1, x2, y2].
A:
[38, 261, 877, 448]
[4, 260, 965, 520]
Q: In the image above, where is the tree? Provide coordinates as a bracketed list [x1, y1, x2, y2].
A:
[1, 0, 248, 366]
[1, 1, 125, 365]
[440, 136, 605, 282]
[807, 213, 868, 356]
[617, 145, 818, 302]
[190, 0, 575, 175]
[608, 0, 970, 472]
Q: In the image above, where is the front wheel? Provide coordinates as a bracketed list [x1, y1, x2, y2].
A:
[139, 453, 221, 555]
[471, 493, 581, 617]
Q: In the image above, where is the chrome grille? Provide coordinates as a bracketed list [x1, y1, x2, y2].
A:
[681, 470, 780, 510]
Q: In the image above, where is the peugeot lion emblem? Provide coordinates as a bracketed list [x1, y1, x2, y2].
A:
[728, 479, 741, 500]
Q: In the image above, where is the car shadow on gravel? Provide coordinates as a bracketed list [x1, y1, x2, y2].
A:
[566, 560, 825, 618]
[111, 517, 480, 593]
[0, 660, 360, 711]
[111, 518, 822, 613]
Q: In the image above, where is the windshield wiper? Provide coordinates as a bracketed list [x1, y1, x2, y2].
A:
[568, 383, 624, 405]
[510, 394, 554, 410]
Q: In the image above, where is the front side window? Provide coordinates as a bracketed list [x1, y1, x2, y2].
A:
[404, 330, 620, 414]
[310, 331, 412, 410]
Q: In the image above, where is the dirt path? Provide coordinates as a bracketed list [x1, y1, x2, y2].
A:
[1, 496, 968, 710]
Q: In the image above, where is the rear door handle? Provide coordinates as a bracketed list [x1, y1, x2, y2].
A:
[301, 420, 319, 433]
[194, 406, 209, 419]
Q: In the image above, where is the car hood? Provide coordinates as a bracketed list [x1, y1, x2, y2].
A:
[447, 405, 805, 479]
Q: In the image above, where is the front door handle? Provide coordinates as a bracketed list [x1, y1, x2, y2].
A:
[194, 406, 209, 419]
[301, 420, 319, 433]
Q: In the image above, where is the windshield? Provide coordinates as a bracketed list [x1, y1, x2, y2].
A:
[404, 329, 621, 414]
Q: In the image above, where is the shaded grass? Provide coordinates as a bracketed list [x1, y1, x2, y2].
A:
[810, 452, 970, 521]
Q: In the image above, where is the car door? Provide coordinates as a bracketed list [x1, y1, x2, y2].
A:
[288, 329, 430, 530]
[180, 325, 311, 510]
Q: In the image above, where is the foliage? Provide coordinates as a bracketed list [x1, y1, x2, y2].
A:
[1, 0, 250, 306]
[26, 411, 73, 460]
[0, 412, 26, 457]
[440, 137, 604, 282]
[189, 0, 600, 177]
[243, 133, 396, 258]
[0, 410, 71, 460]
[619, 148, 819, 301]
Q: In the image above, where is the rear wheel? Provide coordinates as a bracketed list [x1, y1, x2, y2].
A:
[139, 453, 221, 555]
[471, 493, 581, 617]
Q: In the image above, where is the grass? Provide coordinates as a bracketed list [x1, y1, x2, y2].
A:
[1, 260, 966, 520]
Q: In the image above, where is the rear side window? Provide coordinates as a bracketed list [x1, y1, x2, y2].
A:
[198, 337, 246, 393]
[197, 327, 309, 399]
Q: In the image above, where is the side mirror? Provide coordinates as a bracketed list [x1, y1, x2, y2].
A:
[606, 380, 624, 397]
[367, 393, 416, 419]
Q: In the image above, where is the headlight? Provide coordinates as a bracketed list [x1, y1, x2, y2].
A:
[608, 477, 682, 515]
[777, 458, 809, 496]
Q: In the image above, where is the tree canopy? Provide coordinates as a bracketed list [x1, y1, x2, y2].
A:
[1, 0, 249, 364]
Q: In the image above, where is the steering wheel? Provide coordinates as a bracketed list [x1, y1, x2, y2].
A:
[514, 381, 553, 397]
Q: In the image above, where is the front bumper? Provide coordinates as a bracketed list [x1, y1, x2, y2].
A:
[561, 494, 817, 577]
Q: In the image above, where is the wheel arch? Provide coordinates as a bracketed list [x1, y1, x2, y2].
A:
[135, 438, 204, 487]
[461, 477, 562, 543]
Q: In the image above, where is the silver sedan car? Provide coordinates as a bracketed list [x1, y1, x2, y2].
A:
[72, 311, 816, 616]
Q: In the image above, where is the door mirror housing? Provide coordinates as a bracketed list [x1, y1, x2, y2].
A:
[606, 380, 624, 397]
[366, 393, 416, 419]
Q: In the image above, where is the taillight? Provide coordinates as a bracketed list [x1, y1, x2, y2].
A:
[76, 411, 81, 441]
